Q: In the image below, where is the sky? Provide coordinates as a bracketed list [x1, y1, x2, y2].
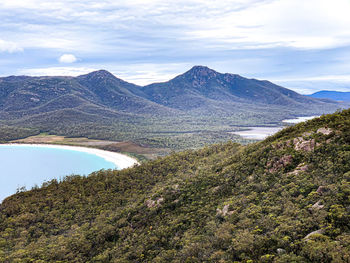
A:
[1, 0, 350, 94]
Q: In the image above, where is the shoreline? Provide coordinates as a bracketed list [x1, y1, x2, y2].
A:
[0, 143, 139, 170]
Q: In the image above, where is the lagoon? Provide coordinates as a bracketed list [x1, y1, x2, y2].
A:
[233, 115, 319, 140]
[232, 126, 283, 140]
[282, 115, 319, 124]
[0, 144, 137, 202]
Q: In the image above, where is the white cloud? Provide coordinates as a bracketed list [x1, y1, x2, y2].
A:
[2, 0, 350, 51]
[185, 0, 350, 49]
[1, 0, 350, 90]
[115, 64, 186, 85]
[275, 79, 350, 94]
[58, 54, 77, 63]
[273, 75, 350, 94]
[19, 66, 96, 76]
[17, 63, 188, 85]
[273, 75, 350, 83]
[0, 39, 23, 53]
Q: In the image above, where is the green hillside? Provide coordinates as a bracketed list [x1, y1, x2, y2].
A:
[1, 109, 349, 262]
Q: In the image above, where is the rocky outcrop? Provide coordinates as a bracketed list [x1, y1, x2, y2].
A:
[216, 204, 233, 217]
[304, 229, 325, 241]
[287, 163, 309, 176]
[145, 197, 164, 208]
[277, 248, 286, 255]
[279, 127, 333, 152]
[309, 200, 324, 211]
[312, 200, 324, 210]
[317, 127, 332, 135]
[211, 186, 221, 193]
[267, 155, 293, 173]
[316, 186, 329, 194]
[302, 132, 313, 137]
[293, 137, 316, 151]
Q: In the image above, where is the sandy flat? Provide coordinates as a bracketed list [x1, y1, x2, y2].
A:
[0, 144, 139, 170]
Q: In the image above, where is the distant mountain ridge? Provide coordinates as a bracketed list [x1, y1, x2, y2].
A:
[0, 66, 344, 141]
[141, 66, 334, 113]
[308, 90, 350, 102]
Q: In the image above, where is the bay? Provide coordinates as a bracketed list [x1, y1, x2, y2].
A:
[0, 145, 117, 202]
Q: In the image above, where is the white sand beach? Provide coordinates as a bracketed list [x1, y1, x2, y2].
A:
[0, 144, 139, 170]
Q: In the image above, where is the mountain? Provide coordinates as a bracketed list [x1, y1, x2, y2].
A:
[0, 66, 341, 120]
[0, 70, 175, 120]
[308, 90, 350, 102]
[0, 67, 345, 147]
[140, 66, 340, 113]
[1, 109, 350, 262]
[76, 70, 176, 115]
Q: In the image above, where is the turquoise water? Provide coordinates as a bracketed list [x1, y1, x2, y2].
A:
[0, 145, 116, 202]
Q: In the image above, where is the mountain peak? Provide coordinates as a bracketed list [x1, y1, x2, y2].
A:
[182, 66, 219, 81]
[187, 65, 217, 74]
[79, 70, 116, 80]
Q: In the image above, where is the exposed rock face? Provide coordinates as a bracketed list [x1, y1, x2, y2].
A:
[277, 248, 286, 255]
[302, 132, 313, 137]
[287, 163, 309, 176]
[293, 137, 316, 151]
[145, 199, 156, 208]
[317, 186, 329, 194]
[216, 204, 233, 217]
[304, 229, 325, 240]
[145, 197, 164, 208]
[280, 127, 333, 152]
[317, 127, 333, 135]
[268, 155, 293, 173]
[311, 200, 324, 210]
[211, 186, 221, 193]
[298, 164, 309, 171]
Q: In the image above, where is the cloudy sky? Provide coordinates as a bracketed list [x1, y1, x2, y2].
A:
[1, 0, 350, 94]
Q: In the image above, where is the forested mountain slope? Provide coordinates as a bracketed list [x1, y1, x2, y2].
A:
[0, 66, 341, 123]
[1, 109, 349, 262]
[141, 66, 339, 114]
[0, 70, 175, 120]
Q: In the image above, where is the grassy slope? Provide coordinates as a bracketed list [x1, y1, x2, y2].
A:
[0, 110, 350, 262]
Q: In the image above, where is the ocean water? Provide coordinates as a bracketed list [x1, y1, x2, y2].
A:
[0, 145, 116, 202]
